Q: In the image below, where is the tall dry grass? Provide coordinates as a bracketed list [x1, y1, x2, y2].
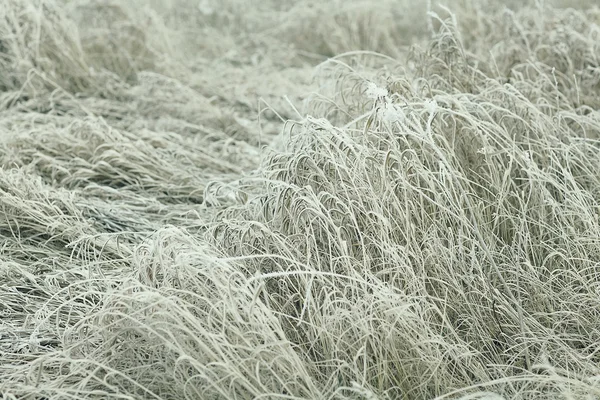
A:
[1, 0, 600, 399]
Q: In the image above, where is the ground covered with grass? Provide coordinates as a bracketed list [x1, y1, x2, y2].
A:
[1, 0, 600, 398]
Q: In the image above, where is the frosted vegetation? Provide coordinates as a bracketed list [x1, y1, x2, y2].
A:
[1, 0, 600, 398]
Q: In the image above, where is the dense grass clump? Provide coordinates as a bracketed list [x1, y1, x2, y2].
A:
[1, 0, 600, 399]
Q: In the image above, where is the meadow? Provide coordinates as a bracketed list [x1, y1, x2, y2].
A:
[1, 0, 600, 398]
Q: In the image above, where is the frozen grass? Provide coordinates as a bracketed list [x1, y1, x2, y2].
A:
[1, 0, 600, 398]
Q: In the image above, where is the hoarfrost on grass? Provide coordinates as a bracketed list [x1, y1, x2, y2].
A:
[2, 0, 600, 399]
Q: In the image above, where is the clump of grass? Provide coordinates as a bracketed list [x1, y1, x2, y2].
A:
[0, 0, 90, 95]
[206, 2, 600, 397]
[68, 0, 170, 84]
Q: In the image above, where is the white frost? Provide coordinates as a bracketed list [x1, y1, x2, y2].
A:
[366, 82, 388, 99]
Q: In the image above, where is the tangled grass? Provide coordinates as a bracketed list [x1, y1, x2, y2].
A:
[1, 0, 600, 399]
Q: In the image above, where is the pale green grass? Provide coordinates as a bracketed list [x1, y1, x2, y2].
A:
[1, 0, 600, 399]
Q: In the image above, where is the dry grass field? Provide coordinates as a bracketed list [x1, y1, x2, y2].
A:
[1, 0, 600, 398]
